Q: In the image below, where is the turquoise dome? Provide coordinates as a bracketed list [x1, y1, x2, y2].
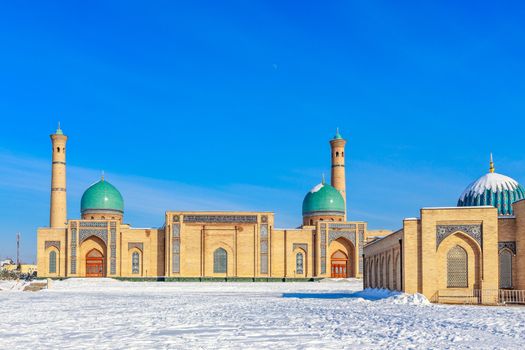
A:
[458, 172, 525, 216]
[81, 179, 124, 214]
[302, 182, 345, 216]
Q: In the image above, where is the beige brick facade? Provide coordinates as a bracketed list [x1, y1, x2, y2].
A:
[364, 205, 525, 304]
[37, 127, 367, 279]
[37, 213, 366, 279]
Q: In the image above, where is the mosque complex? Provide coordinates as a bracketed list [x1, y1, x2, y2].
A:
[37, 125, 525, 304]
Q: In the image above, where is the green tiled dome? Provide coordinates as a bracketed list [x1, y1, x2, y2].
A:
[302, 182, 345, 216]
[80, 179, 124, 214]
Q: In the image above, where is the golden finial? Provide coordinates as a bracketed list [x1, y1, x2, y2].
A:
[101, 170, 105, 181]
[322, 173, 326, 185]
[489, 153, 495, 173]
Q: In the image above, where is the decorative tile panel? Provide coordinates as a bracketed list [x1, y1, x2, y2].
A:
[321, 224, 327, 274]
[293, 243, 308, 253]
[328, 223, 357, 247]
[499, 241, 516, 254]
[128, 242, 144, 251]
[260, 224, 268, 238]
[359, 224, 365, 274]
[79, 229, 108, 245]
[110, 222, 116, 275]
[328, 230, 356, 246]
[172, 223, 180, 273]
[436, 224, 482, 249]
[329, 223, 357, 230]
[260, 224, 268, 274]
[45, 241, 60, 250]
[79, 221, 108, 227]
[71, 222, 77, 274]
[183, 215, 258, 224]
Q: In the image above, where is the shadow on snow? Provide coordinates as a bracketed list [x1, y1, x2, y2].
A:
[282, 289, 400, 301]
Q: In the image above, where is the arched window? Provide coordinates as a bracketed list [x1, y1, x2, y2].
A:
[132, 252, 140, 274]
[49, 251, 57, 274]
[296, 253, 304, 274]
[57, 147, 60, 153]
[499, 249, 513, 289]
[336, 151, 339, 157]
[447, 245, 468, 288]
[214, 248, 227, 273]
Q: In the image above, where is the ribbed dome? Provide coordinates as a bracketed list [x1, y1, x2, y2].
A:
[81, 179, 124, 214]
[302, 182, 345, 216]
[458, 172, 525, 216]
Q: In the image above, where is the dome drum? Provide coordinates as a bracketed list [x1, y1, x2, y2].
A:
[82, 208, 124, 215]
[302, 210, 345, 217]
[81, 208, 123, 221]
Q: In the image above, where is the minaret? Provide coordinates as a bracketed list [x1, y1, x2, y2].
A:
[50, 123, 68, 228]
[330, 128, 347, 218]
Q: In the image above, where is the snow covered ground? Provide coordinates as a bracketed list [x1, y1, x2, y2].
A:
[1, 279, 525, 349]
[0, 280, 28, 291]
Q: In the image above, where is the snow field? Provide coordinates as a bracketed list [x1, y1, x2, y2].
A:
[0, 279, 524, 349]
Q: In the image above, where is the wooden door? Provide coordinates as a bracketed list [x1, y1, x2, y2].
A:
[331, 250, 349, 278]
[86, 249, 105, 277]
[331, 262, 347, 278]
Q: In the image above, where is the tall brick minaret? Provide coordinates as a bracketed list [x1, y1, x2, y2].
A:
[330, 128, 347, 219]
[50, 123, 68, 228]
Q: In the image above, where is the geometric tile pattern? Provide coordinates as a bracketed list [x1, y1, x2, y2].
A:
[45, 240, 61, 250]
[498, 241, 516, 255]
[172, 223, 180, 273]
[183, 215, 258, 224]
[71, 222, 77, 274]
[260, 223, 268, 274]
[110, 222, 116, 275]
[436, 224, 482, 249]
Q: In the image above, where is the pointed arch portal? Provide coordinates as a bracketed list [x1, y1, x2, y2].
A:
[330, 250, 349, 278]
[86, 248, 105, 277]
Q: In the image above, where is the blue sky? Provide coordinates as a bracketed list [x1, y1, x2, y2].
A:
[1, 1, 525, 262]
